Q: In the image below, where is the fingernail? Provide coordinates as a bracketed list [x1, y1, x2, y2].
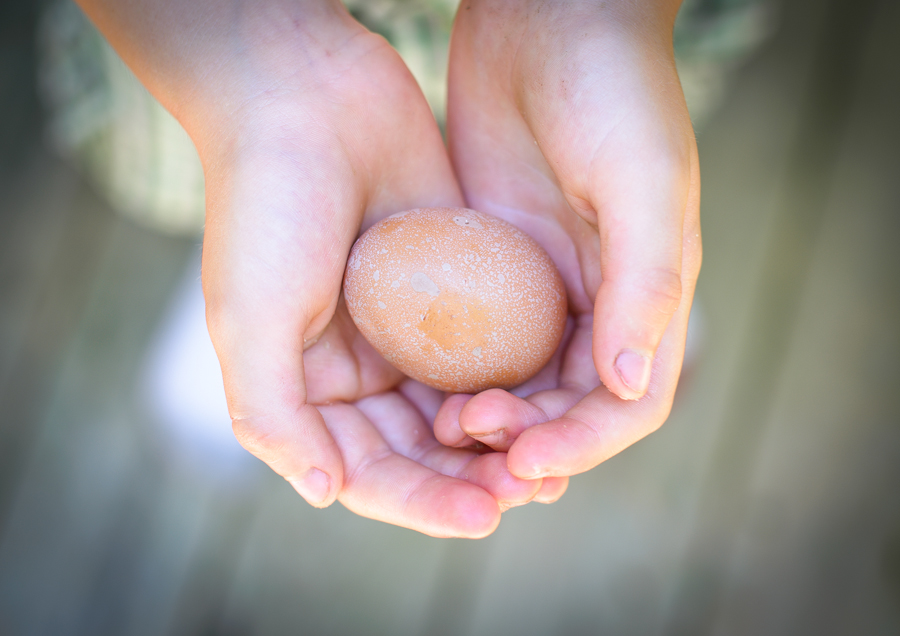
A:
[615, 349, 652, 397]
[470, 429, 508, 447]
[517, 466, 548, 480]
[290, 468, 331, 507]
[498, 501, 529, 513]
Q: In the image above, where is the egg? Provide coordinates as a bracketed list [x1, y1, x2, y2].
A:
[343, 207, 567, 393]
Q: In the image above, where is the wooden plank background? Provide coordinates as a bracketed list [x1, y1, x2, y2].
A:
[1, 0, 899, 634]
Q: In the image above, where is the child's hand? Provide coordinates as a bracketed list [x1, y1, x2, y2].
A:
[434, 0, 702, 482]
[79, 0, 540, 536]
[199, 12, 549, 536]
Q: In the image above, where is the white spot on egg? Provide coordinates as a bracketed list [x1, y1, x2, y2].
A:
[454, 215, 483, 230]
[377, 301, 387, 309]
[373, 270, 380, 281]
[410, 272, 440, 297]
[442, 263, 451, 272]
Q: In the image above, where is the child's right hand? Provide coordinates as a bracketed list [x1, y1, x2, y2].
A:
[435, 0, 702, 480]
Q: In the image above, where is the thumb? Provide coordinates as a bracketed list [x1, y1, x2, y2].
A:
[208, 312, 344, 507]
[583, 123, 694, 400]
[201, 148, 361, 507]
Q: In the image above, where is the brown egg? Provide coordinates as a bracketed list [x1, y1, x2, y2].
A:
[343, 207, 567, 393]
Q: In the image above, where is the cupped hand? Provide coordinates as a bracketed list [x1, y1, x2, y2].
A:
[184, 5, 542, 536]
[435, 0, 702, 481]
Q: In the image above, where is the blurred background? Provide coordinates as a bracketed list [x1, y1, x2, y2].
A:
[1, 0, 899, 634]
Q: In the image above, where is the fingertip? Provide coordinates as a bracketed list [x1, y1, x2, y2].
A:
[458, 389, 549, 451]
[505, 425, 551, 479]
[462, 490, 502, 539]
[464, 452, 542, 509]
[592, 327, 655, 402]
[612, 348, 652, 400]
[532, 476, 569, 504]
[434, 393, 475, 447]
[506, 418, 597, 479]
[431, 481, 501, 539]
[289, 467, 337, 508]
[458, 388, 510, 436]
[233, 405, 345, 506]
[591, 257, 683, 402]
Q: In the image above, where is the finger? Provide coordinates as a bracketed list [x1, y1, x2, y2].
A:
[453, 316, 598, 451]
[303, 300, 405, 404]
[506, 273, 696, 479]
[397, 378, 445, 425]
[506, 138, 702, 479]
[532, 476, 569, 504]
[214, 313, 344, 508]
[357, 392, 538, 507]
[460, 453, 543, 511]
[584, 117, 692, 401]
[203, 149, 362, 508]
[212, 334, 344, 509]
[433, 393, 477, 448]
[320, 402, 500, 538]
[458, 389, 548, 452]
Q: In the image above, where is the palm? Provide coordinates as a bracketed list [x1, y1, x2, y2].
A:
[304, 303, 543, 536]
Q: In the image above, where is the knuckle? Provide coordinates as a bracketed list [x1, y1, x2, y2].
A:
[231, 416, 285, 459]
[643, 385, 677, 434]
[203, 291, 240, 344]
[648, 399, 674, 433]
[637, 267, 683, 317]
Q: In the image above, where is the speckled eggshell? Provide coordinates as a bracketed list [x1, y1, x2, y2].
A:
[343, 207, 567, 393]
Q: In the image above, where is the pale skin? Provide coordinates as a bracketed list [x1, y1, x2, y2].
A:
[77, 0, 700, 538]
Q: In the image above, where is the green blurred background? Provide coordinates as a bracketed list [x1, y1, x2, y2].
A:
[1, 0, 899, 634]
